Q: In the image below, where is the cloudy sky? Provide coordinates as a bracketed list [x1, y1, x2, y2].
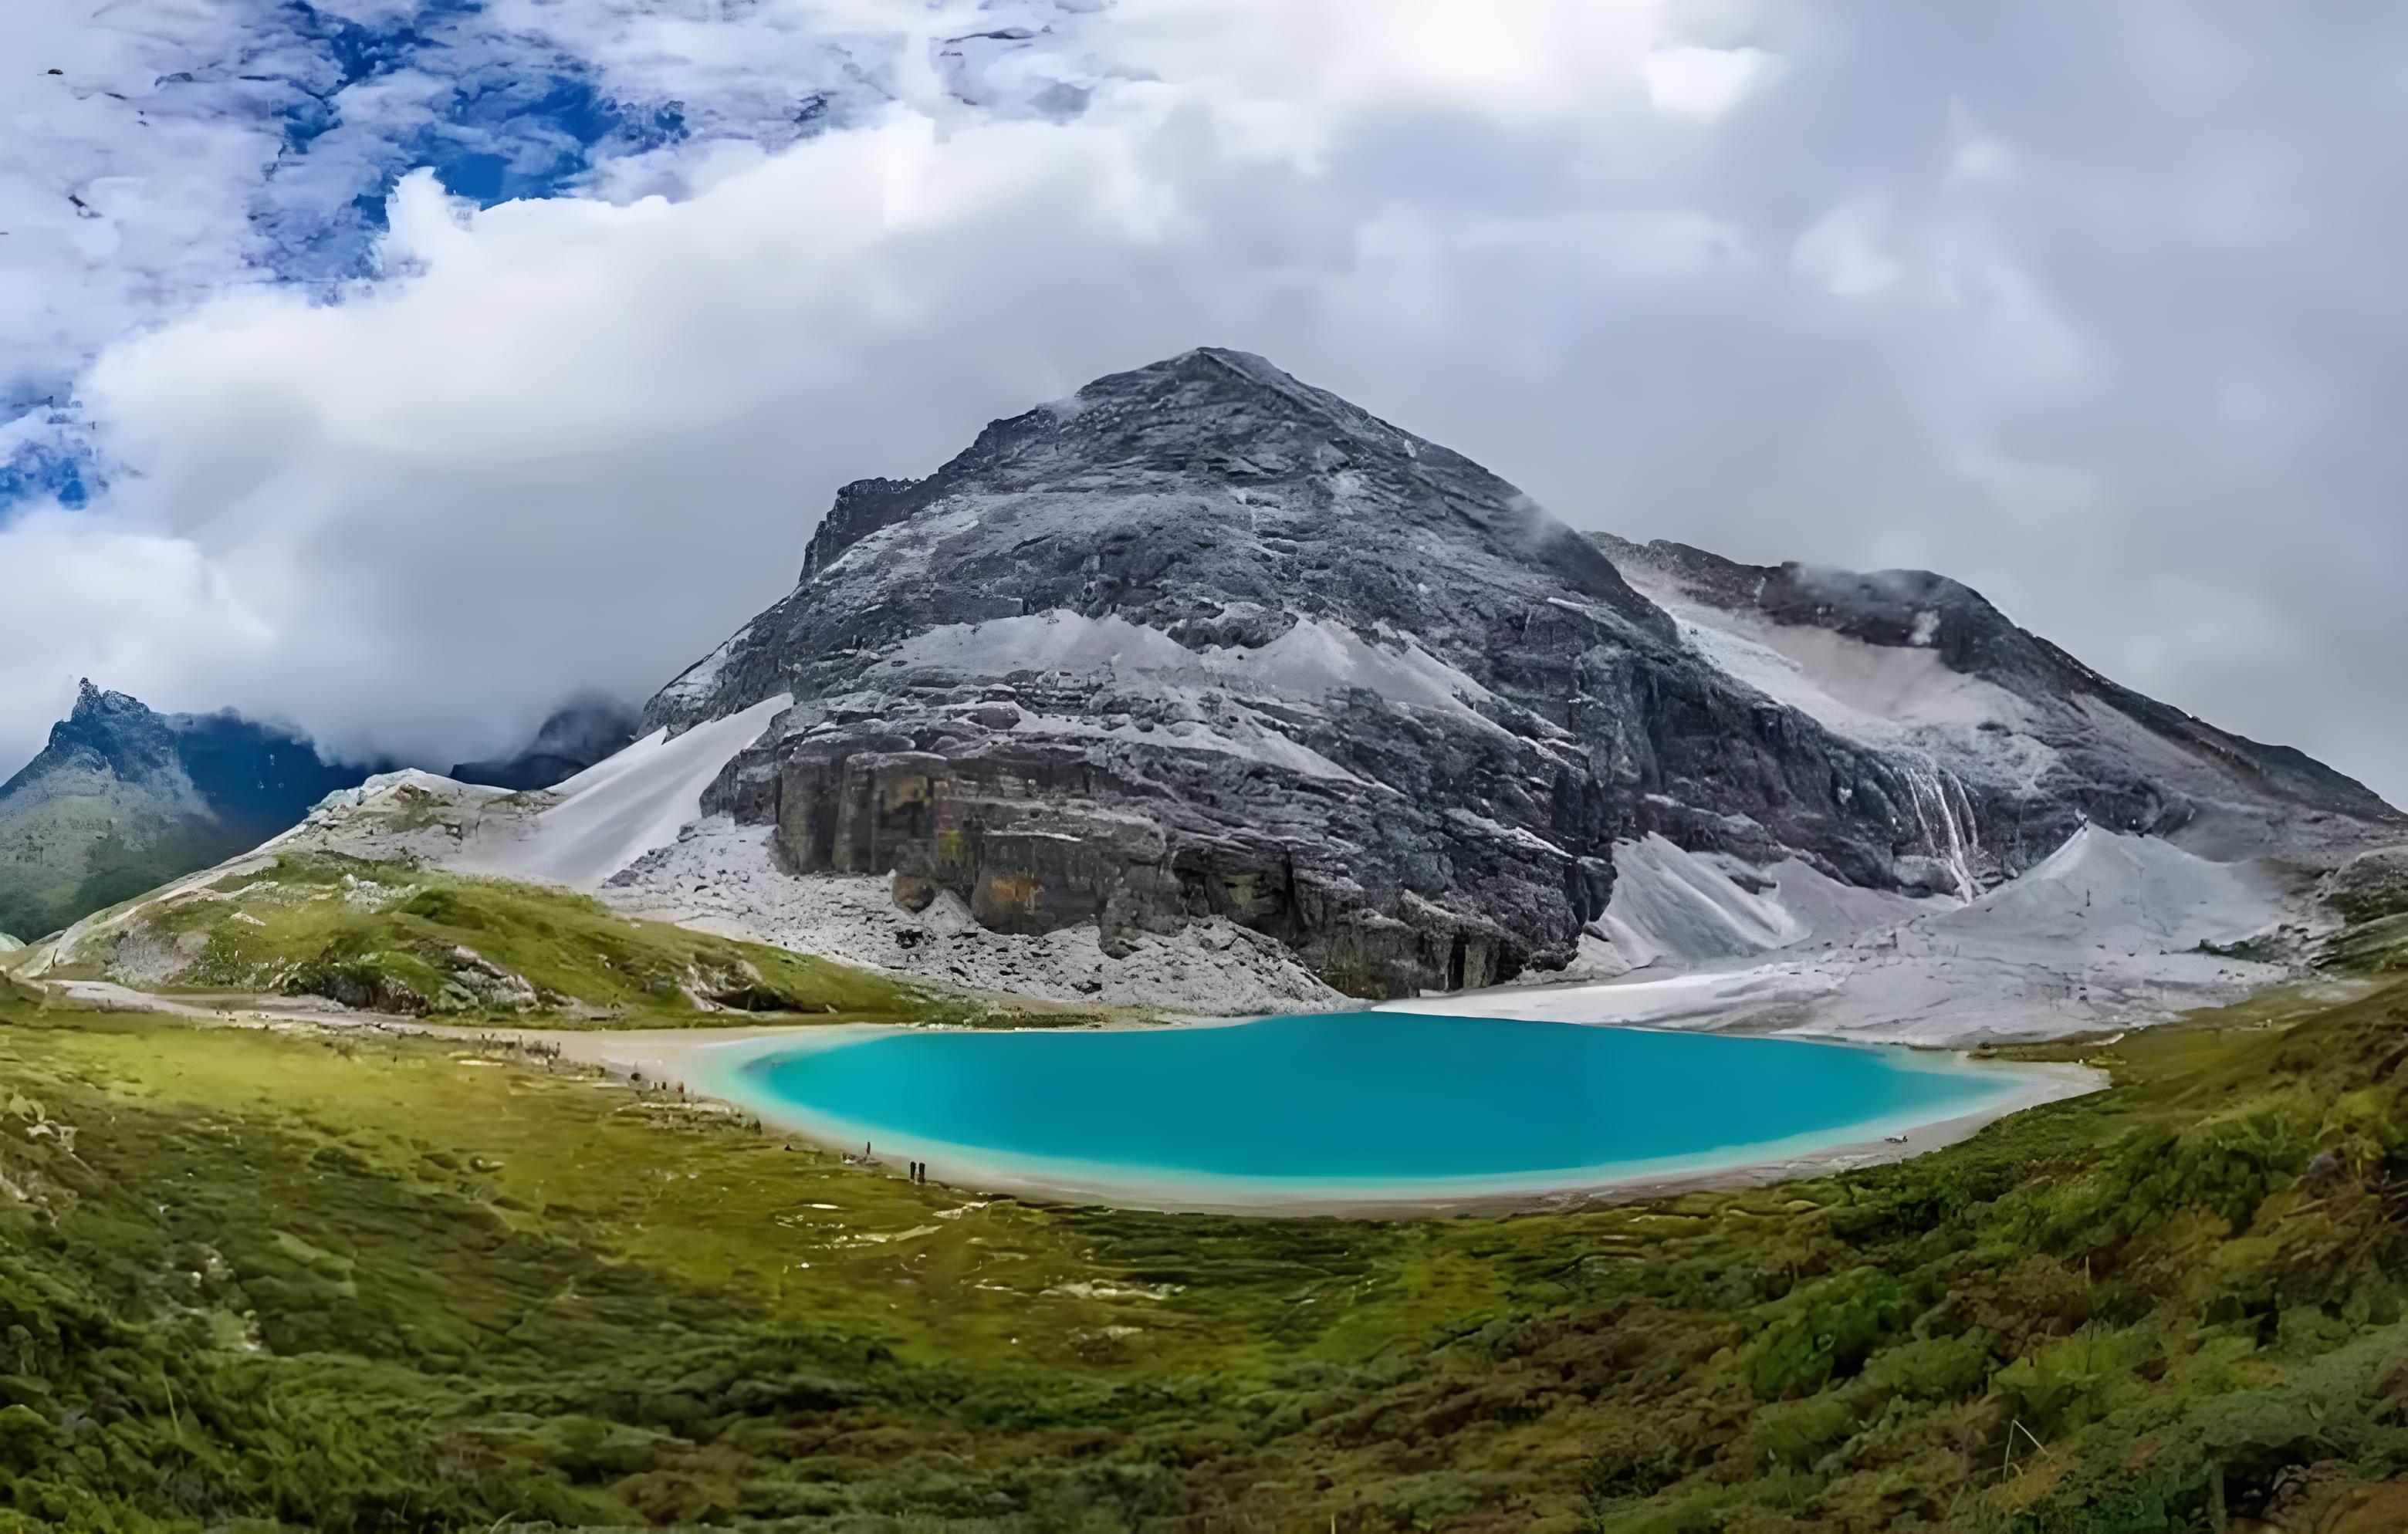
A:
[4, 0, 2403, 800]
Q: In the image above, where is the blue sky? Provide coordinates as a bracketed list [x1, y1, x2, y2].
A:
[3, 1, 2403, 805]
[4, 0, 1094, 508]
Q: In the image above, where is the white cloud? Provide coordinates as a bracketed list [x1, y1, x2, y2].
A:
[1644, 45, 1783, 121]
[1791, 193, 1902, 296]
[5, 0, 2407, 816]
[1104, 0, 1673, 124]
[5, 0, 1767, 773]
[0, 508, 272, 749]
[0, 3, 279, 406]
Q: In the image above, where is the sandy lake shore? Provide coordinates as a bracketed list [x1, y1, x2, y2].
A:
[534, 1017, 2109, 1218]
[40, 980, 2108, 1218]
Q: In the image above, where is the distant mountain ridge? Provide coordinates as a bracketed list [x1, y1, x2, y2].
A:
[449, 695, 640, 792]
[1592, 535, 2397, 862]
[0, 681, 375, 938]
[641, 346, 2400, 998]
[7, 353, 2393, 999]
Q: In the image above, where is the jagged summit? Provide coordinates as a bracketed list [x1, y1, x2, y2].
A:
[639, 353, 2397, 998]
[793, 346, 1665, 638]
[804, 348, 1431, 580]
[0, 684, 375, 939]
[35, 680, 186, 792]
[1598, 532, 2400, 853]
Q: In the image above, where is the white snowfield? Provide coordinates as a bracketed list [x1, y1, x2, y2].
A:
[887, 607, 1511, 744]
[461, 694, 793, 889]
[1394, 826, 2305, 1045]
[775, 605, 1543, 790]
[1590, 833, 1948, 974]
[22, 671, 2335, 1042]
[890, 607, 1501, 720]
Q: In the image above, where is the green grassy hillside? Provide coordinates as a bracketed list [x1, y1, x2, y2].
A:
[1, 885, 2406, 1529]
[0, 683, 376, 942]
[0, 790, 240, 941]
[52, 853, 1010, 1026]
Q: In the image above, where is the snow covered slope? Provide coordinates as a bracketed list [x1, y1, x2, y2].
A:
[630, 349, 2393, 1001]
[461, 695, 792, 888]
[1598, 534, 2396, 873]
[1401, 826, 2306, 1045]
[1591, 834, 1948, 972]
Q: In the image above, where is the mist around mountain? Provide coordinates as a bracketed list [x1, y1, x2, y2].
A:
[6, 351, 2408, 1532]
[645, 347, 2398, 999]
[448, 694, 641, 792]
[0, 681, 374, 938]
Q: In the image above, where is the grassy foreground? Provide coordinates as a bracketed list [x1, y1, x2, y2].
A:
[47, 854, 990, 1026]
[5, 921, 2408, 1529]
[0, 795, 244, 948]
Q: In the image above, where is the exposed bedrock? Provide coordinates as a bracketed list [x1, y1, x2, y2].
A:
[699, 660, 2048, 998]
[663, 349, 2397, 998]
[737, 728, 1541, 999]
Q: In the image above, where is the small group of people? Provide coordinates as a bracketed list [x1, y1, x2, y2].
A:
[842, 1141, 933, 1184]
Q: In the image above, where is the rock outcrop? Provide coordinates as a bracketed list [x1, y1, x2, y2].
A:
[1596, 535, 2400, 871]
[0, 681, 377, 938]
[644, 349, 2399, 998]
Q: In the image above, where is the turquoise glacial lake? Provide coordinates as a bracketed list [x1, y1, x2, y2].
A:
[711, 1012, 2021, 1206]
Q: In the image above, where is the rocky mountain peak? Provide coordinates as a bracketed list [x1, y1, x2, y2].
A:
[38, 680, 183, 793]
[67, 677, 150, 727]
[796, 348, 1370, 582]
[796, 348, 1661, 638]
[0, 686, 380, 940]
[645, 353, 2398, 998]
[1598, 532, 2400, 840]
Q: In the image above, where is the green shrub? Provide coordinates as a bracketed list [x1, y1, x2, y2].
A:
[1748, 1269, 1923, 1400]
[1992, 1333, 2153, 1438]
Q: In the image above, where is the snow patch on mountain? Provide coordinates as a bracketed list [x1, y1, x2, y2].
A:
[1910, 823, 2285, 954]
[871, 607, 1519, 785]
[1001, 707, 1365, 786]
[1412, 826, 2301, 1045]
[1592, 833, 1948, 971]
[888, 609, 1502, 722]
[1645, 586, 2061, 801]
[462, 693, 791, 889]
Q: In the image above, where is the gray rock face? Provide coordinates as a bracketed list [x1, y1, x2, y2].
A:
[647, 349, 2399, 998]
[0, 681, 381, 940]
[1595, 536, 2400, 871]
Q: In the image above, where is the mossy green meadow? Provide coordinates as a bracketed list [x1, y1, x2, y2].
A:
[6, 884, 2408, 1530]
